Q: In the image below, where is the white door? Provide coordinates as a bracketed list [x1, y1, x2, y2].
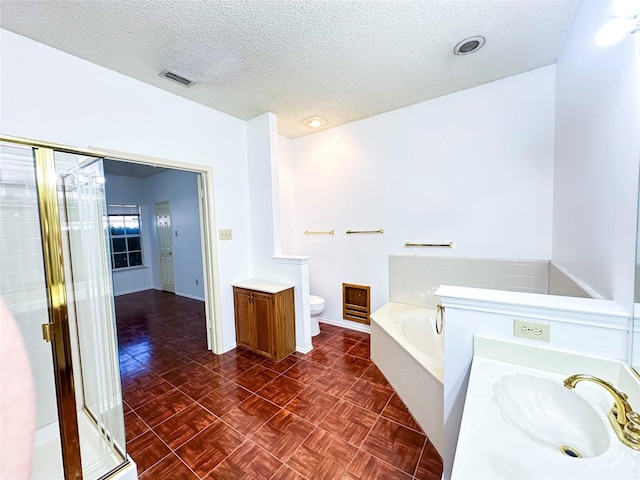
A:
[155, 201, 175, 293]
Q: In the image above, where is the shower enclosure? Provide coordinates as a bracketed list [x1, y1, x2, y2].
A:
[0, 139, 131, 479]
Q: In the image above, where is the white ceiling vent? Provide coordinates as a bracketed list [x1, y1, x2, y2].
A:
[159, 69, 195, 87]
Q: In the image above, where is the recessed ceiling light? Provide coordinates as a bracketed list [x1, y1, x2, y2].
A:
[454, 36, 485, 55]
[301, 116, 327, 128]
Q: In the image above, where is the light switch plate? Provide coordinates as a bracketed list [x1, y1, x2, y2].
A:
[219, 229, 232, 241]
[513, 319, 550, 342]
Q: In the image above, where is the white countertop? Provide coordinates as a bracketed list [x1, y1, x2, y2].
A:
[231, 278, 294, 294]
[451, 336, 640, 479]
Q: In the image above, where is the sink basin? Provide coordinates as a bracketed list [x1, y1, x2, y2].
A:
[492, 374, 610, 458]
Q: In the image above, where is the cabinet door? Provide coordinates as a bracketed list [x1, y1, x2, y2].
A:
[252, 292, 275, 359]
[233, 288, 253, 350]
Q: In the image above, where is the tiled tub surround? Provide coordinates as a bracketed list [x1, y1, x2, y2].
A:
[452, 336, 640, 479]
[116, 290, 442, 479]
[389, 255, 595, 309]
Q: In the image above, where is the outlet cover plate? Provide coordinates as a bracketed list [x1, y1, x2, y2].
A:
[513, 319, 550, 342]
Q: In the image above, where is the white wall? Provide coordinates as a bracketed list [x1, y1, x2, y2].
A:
[553, 0, 640, 312]
[105, 174, 154, 296]
[248, 114, 313, 353]
[283, 66, 556, 326]
[146, 169, 204, 300]
[1, 29, 252, 350]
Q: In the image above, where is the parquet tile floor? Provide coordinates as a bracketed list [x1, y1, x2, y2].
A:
[116, 290, 443, 479]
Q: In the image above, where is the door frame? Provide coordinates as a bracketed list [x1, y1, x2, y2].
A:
[0, 134, 224, 353]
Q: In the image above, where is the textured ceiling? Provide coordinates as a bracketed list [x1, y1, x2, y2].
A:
[0, 0, 578, 138]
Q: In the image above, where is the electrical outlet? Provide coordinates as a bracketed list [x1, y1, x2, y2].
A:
[195, 279, 199, 285]
[219, 229, 232, 241]
[513, 319, 550, 342]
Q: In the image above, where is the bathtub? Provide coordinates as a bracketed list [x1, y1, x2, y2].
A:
[370, 302, 444, 455]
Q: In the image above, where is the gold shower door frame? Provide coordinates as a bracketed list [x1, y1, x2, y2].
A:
[34, 146, 84, 480]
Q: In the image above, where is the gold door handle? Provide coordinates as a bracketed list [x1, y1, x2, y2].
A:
[42, 323, 54, 342]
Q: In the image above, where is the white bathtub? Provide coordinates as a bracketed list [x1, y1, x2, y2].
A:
[370, 302, 444, 455]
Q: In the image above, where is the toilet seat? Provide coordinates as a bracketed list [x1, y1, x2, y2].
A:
[310, 295, 325, 306]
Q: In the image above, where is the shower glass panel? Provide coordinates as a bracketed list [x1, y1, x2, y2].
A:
[0, 142, 65, 478]
[54, 151, 126, 479]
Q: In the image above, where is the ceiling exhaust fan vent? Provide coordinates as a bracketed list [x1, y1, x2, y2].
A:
[159, 69, 195, 87]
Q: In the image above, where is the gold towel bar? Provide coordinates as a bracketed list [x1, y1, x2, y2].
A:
[405, 242, 454, 248]
[346, 229, 384, 234]
[304, 230, 335, 235]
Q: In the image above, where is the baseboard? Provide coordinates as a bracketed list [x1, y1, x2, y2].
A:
[175, 291, 205, 302]
[114, 286, 154, 297]
[319, 317, 371, 334]
[222, 343, 238, 354]
[296, 344, 314, 354]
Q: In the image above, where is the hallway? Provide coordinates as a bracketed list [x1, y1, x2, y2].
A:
[116, 290, 442, 479]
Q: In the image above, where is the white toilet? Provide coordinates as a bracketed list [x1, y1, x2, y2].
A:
[309, 295, 325, 336]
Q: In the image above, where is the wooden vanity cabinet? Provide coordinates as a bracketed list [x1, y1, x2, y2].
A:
[233, 286, 295, 362]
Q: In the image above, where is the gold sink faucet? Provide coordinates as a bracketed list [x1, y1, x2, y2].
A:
[564, 374, 640, 451]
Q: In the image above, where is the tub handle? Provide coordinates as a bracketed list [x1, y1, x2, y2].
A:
[436, 305, 444, 334]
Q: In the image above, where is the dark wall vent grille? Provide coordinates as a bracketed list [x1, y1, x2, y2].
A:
[159, 69, 195, 87]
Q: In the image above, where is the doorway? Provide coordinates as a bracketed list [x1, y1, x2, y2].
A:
[155, 201, 176, 293]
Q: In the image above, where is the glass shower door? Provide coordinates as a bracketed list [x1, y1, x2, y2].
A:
[0, 141, 128, 480]
[0, 142, 66, 479]
[55, 151, 127, 479]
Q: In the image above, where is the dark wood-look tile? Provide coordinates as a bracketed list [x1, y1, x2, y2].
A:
[222, 394, 281, 435]
[153, 403, 217, 450]
[299, 344, 342, 367]
[361, 364, 391, 388]
[414, 440, 444, 480]
[319, 400, 378, 447]
[284, 386, 339, 425]
[126, 430, 171, 475]
[320, 335, 360, 353]
[381, 393, 423, 432]
[272, 464, 307, 480]
[124, 411, 149, 442]
[161, 362, 212, 386]
[235, 365, 281, 392]
[346, 341, 370, 359]
[341, 330, 370, 342]
[284, 360, 328, 384]
[318, 323, 344, 335]
[312, 331, 335, 344]
[134, 388, 194, 427]
[211, 356, 258, 380]
[123, 375, 174, 409]
[287, 428, 357, 479]
[206, 440, 282, 480]
[343, 450, 411, 480]
[123, 401, 132, 414]
[361, 417, 426, 475]
[257, 355, 300, 374]
[198, 383, 252, 417]
[176, 420, 245, 478]
[193, 351, 229, 370]
[119, 356, 148, 376]
[238, 349, 270, 363]
[329, 354, 372, 378]
[257, 375, 306, 407]
[139, 453, 198, 480]
[178, 370, 230, 400]
[343, 378, 394, 414]
[252, 410, 315, 461]
[312, 370, 359, 398]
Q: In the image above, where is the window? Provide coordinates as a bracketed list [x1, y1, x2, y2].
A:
[107, 205, 143, 269]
